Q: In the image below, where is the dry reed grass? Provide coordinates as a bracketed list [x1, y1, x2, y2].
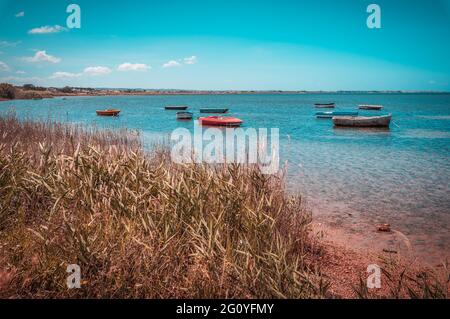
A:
[0, 114, 326, 298]
[1, 114, 446, 299]
[353, 255, 449, 299]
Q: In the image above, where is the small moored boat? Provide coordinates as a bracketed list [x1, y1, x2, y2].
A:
[200, 108, 229, 114]
[316, 111, 358, 119]
[165, 106, 188, 111]
[176, 111, 193, 120]
[315, 103, 335, 109]
[96, 109, 121, 116]
[359, 105, 383, 110]
[333, 114, 392, 127]
[198, 116, 243, 127]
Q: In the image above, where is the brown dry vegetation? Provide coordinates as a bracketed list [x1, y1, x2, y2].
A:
[0, 114, 326, 298]
[0, 114, 447, 299]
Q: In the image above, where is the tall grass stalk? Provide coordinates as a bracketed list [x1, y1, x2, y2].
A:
[0, 115, 326, 298]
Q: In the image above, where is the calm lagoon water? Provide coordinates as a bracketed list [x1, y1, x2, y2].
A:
[1, 93, 449, 263]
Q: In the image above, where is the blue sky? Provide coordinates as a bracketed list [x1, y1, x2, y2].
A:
[0, 0, 449, 90]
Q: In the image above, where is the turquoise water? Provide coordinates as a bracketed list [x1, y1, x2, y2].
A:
[1, 93, 449, 263]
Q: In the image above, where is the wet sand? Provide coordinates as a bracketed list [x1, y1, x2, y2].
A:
[312, 218, 449, 267]
[310, 222, 449, 298]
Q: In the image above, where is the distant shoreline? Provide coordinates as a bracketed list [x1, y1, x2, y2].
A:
[1, 85, 449, 103]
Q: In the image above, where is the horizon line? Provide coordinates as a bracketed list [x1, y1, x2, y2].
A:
[9, 84, 450, 94]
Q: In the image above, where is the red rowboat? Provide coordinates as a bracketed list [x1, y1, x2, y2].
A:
[96, 109, 121, 116]
[198, 116, 243, 127]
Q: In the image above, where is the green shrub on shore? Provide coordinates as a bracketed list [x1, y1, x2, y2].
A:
[0, 115, 325, 298]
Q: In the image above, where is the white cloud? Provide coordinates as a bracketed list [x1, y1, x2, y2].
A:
[183, 56, 197, 65]
[162, 56, 197, 68]
[162, 60, 181, 68]
[0, 76, 43, 85]
[83, 66, 112, 76]
[24, 50, 61, 63]
[16, 70, 26, 74]
[0, 40, 21, 48]
[117, 62, 150, 72]
[0, 61, 10, 72]
[50, 71, 82, 79]
[15, 11, 25, 18]
[28, 25, 67, 34]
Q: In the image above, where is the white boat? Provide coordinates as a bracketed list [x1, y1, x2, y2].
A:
[333, 114, 392, 127]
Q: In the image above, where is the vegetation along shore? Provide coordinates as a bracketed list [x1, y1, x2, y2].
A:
[1, 83, 448, 102]
[0, 114, 447, 298]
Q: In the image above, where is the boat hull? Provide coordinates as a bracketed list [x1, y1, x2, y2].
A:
[333, 114, 391, 127]
[200, 108, 229, 114]
[165, 106, 188, 111]
[176, 112, 193, 120]
[315, 103, 335, 109]
[359, 105, 383, 110]
[316, 111, 358, 119]
[198, 116, 243, 127]
[96, 109, 120, 116]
